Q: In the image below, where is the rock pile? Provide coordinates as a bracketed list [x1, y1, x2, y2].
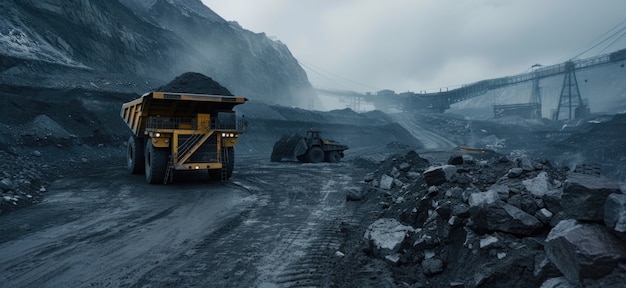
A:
[356, 151, 626, 287]
[0, 150, 49, 214]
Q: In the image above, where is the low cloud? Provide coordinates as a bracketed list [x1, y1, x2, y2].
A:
[203, 0, 626, 93]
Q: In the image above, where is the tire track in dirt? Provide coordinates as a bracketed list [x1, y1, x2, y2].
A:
[251, 164, 362, 287]
[0, 168, 252, 288]
[130, 160, 368, 287]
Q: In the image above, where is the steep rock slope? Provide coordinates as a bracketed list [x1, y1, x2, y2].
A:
[0, 0, 316, 106]
[121, 0, 316, 107]
[0, 0, 185, 75]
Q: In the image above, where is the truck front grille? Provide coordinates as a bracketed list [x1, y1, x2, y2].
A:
[178, 134, 218, 163]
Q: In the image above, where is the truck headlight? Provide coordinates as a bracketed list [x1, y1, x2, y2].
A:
[222, 133, 227, 137]
[155, 132, 161, 137]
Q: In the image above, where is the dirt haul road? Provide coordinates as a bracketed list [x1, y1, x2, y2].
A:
[0, 156, 372, 287]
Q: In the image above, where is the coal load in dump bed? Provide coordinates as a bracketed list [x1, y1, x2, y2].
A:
[155, 72, 233, 95]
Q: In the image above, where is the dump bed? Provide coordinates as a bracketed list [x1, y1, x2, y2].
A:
[120, 91, 248, 136]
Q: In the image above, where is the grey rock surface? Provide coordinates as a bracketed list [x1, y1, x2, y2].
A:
[604, 193, 626, 240]
[561, 173, 621, 221]
[545, 219, 626, 285]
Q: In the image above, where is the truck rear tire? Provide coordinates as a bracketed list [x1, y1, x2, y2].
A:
[145, 140, 169, 184]
[127, 136, 145, 174]
[307, 147, 324, 163]
[326, 150, 341, 163]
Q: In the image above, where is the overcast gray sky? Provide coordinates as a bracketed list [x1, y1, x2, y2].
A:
[202, 0, 626, 94]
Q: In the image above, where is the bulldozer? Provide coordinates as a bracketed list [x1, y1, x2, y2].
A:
[270, 130, 348, 163]
[120, 91, 247, 184]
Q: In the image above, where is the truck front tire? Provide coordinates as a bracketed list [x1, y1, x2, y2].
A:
[145, 140, 169, 184]
[307, 147, 325, 163]
[226, 147, 234, 179]
[127, 136, 145, 174]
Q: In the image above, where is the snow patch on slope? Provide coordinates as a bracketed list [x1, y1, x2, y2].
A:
[0, 25, 86, 68]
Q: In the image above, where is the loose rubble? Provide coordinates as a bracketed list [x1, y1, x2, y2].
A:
[0, 150, 51, 214]
[349, 150, 626, 287]
[2, 72, 625, 286]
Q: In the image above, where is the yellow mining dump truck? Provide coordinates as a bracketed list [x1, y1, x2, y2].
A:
[120, 91, 248, 184]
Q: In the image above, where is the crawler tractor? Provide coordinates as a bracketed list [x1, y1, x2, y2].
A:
[120, 91, 247, 184]
[270, 130, 348, 163]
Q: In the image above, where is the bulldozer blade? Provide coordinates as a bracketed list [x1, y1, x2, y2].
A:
[293, 139, 307, 156]
[270, 133, 307, 162]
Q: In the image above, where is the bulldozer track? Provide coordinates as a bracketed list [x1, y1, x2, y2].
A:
[271, 223, 344, 287]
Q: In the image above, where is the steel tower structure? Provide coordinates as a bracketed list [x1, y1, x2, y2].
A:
[554, 61, 587, 120]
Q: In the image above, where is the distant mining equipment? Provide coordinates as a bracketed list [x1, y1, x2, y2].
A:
[316, 48, 626, 116]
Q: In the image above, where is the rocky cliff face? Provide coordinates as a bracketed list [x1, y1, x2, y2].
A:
[0, 0, 316, 107]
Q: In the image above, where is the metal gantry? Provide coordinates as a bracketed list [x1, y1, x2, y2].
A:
[315, 48, 626, 117]
[554, 61, 586, 120]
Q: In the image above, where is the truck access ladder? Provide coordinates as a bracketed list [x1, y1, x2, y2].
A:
[220, 146, 229, 182]
[164, 156, 173, 184]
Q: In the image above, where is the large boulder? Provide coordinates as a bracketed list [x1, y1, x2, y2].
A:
[539, 277, 575, 288]
[523, 171, 552, 197]
[468, 190, 500, 207]
[364, 218, 414, 257]
[421, 258, 444, 276]
[515, 155, 536, 172]
[379, 174, 394, 190]
[423, 165, 456, 186]
[561, 173, 620, 221]
[448, 154, 463, 165]
[534, 254, 562, 280]
[469, 202, 544, 236]
[542, 189, 564, 214]
[545, 219, 626, 285]
[604, 193, 626, 240]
